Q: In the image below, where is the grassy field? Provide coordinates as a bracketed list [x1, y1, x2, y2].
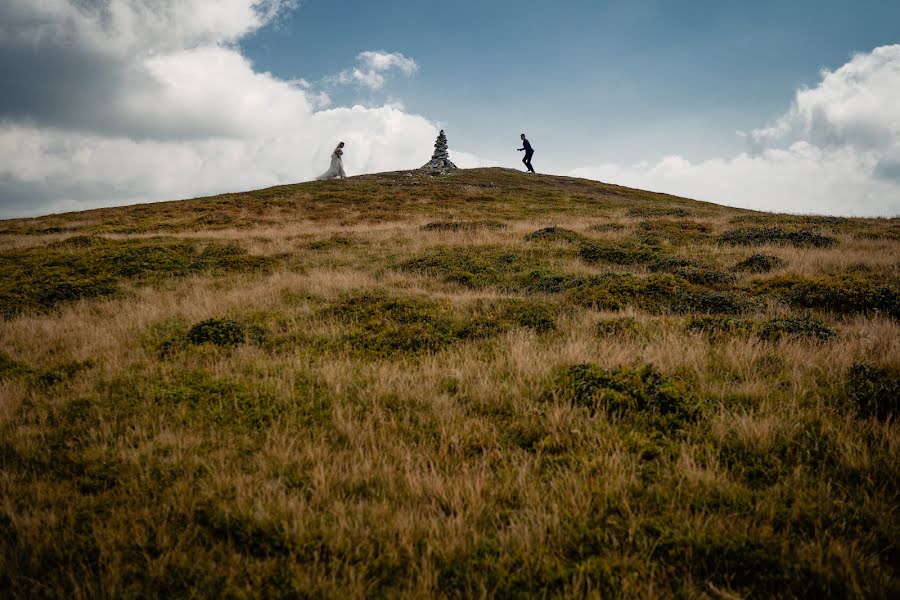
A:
[1, 167, 898, 598]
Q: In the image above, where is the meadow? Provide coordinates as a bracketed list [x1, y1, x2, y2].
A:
[1, 168, 898, 598]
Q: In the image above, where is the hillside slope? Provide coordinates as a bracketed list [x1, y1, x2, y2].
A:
[1, 168, 899, 598]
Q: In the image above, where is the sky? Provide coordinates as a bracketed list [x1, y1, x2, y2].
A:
[1, 0, 899, 218]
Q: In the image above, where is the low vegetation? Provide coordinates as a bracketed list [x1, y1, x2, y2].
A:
[0, 168, 898, 598]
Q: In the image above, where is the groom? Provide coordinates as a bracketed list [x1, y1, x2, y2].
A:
[518, 133, 535, 173]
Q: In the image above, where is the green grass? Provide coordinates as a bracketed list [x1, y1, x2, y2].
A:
[0, 167, 898, 598]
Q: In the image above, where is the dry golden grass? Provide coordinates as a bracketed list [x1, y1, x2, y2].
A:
[0, 168, 898, 598]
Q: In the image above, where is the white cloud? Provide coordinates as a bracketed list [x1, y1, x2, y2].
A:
[0, 2, 481, 218]
[572, 44, 900, 217]
[330, 51, 419, 90]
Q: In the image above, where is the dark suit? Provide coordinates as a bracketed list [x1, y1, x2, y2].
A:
[519, 138, 535, 173]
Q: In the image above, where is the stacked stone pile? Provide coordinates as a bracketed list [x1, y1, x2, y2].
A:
[420, 130, 457, 174]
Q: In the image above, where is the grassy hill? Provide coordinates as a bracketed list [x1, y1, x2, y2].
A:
[1, 168, 898, 598]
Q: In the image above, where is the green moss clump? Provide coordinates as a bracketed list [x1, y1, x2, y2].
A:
[187, 319, 246, 347]
[719, 228, 836, 248]
[845, 364, 900, 420]
[545, 363, 698, 430]
[733, 253, 786, 273]
[524, 226, 583, 243]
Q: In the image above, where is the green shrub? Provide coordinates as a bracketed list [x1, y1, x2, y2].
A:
[565, 273, 690, 312]
[48, 235, 107, 249]
[686, 316, 755, 338]
[731, 213, 848, 227]
[733, 253, 786, 273]
[577, 241, 662, 265]
[845, 364, 900, 420]
[525, 226, 583, 243]
[626, 207, 689, 218]
[755, 275, 900, 319]
[306, 236, 354, 250]
[0, 352, 31, 380]
[587, 222, 626, 232]
[757, 315, 837, 341]
[595, 317, 644, 337]
[636, 219, 712, 245]
[671, 290, 756, 314]
[648, 257, 736, 286]
[399, 247, 536, 289]
[188, 319, 246, 347]
[422, 220, 507, 232]
[322, 293, 554, 356]
[719, 228, 836, 248]
[519, 269, 587, 294]
[544, 363, 697, 430]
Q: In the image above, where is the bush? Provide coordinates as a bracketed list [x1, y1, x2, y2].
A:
[845, 364, 900, 420]
[649, 257, 736, 286]
[755, 275, 900, 319]
[422, 220, 507, 232]
[757, 315, 837, 341]
[323, 293, 556, 356]
[587, 222, 626, 232]
[188, 319, 246, 347]
[686, 316, 755, 338]
[733, 254, 786, 273]
[626, 207, 690, 218]
[544, 363, 697, 430]
[525, 226, 583, 243]
[578, 241, 662, 265]
[566, 273, 690, 312]
[636, 219, 712, 245]
[595, 317, 644, 337]
[671, 290, 756, 315]
[719, 228, 836, 248]
[519, 269, 587, 294]
[399, 247, 536, 289]
[306, 236, 354, 250]
[687, 315, 836, 341]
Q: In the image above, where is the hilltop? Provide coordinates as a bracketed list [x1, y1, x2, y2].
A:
[1, 168, 898, 598]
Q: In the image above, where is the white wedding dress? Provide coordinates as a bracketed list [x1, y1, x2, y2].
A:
[316, 146, 346, 180]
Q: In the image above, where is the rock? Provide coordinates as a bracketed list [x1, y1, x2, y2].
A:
[420, 129, 458, 175]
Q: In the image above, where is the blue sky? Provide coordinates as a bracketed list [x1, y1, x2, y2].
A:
[240, 0, 900, 167]
[0, 0, 898, 217]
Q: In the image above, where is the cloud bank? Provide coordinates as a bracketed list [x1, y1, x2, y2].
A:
[571, 45, 900, 216]
[0, 1, 473, 218]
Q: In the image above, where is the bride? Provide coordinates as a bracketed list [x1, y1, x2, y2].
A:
[316, 142, 347, 180]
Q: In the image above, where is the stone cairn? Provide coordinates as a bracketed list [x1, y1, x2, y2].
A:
[420, 129, 457, 174]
